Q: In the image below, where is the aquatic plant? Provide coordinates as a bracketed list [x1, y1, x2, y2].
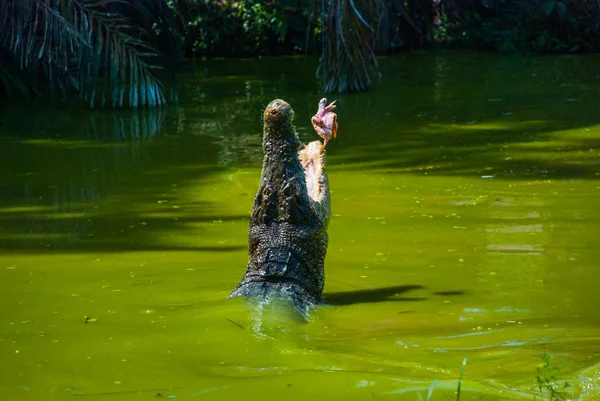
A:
[418, 379, 437, 401]
[0, 0, 175, 107]
[535, 353, 571, 401]
[419, 358, 470, 401]
[456, 357, 467, 400]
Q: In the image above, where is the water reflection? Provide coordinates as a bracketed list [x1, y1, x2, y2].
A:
[1, 109, 166, 247]
[0, 105, 252, 253]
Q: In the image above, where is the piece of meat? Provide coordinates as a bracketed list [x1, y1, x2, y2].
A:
[311, 98, 338, 147]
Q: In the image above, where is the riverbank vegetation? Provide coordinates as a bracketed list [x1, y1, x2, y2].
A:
[1, 0, 600, 103]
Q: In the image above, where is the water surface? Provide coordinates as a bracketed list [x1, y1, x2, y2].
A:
[1, 52, 599, 400]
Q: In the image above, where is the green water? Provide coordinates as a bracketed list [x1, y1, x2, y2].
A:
[1, 52, 599, 400]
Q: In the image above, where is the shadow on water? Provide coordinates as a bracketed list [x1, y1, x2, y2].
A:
[0, 105, 250, 254]
[325, 284, 426, 305]
[324, 285, 466, 305]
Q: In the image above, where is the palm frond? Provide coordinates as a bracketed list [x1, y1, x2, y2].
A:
[322, 0, 383, 93]
[0, 63, 31, 99]
[0, 0, 172, 108]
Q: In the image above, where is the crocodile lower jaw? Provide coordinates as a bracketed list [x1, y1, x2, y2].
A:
[299, 140, 326, 202]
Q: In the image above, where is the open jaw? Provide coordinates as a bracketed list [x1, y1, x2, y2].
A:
[250, 98, 330, 228]
[300, 140, 327, 205]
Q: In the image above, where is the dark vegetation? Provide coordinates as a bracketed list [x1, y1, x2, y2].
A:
[1, 0, 600, 103]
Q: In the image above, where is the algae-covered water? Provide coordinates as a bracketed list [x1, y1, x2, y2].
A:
[1, 52, 599, 400]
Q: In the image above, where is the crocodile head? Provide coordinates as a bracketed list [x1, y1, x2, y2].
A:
[229, 99, 331, 316]
[251, 99, 329, 226]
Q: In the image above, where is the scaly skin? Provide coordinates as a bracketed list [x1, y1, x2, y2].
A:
[229, 99, 331, 316]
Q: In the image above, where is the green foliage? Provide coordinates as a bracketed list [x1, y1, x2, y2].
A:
[174, 0, 600, 57]
[0, 0, 175, 108]
[443, 0, 600, 53]
[433, 11, 451, 44]
[181, 0, 316, 57]
[535, 353, 571, 401]
[238, 1, 281, 51]
[3, 0, 600, 105]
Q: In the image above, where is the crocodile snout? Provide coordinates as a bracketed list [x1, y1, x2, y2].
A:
[264, 99, 294, 124]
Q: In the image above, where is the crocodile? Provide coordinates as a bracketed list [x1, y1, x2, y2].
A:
[229, 99, 331, 316]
